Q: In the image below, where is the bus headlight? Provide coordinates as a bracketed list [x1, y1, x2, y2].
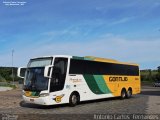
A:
[39, 93, 49, 97]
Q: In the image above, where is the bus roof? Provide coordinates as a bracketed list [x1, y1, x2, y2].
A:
[31, 55, 72, 59]
[31, 55, 139, 66]
[85, 56, 139, 66]
[73, 56, 139, 66]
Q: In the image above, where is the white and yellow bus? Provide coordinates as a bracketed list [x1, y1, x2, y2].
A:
[18, 55, 141, 106]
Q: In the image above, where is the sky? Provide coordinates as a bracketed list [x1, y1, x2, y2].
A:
[0, 0, 160, 69]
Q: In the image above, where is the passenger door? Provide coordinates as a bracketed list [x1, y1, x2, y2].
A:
[50, 58, 68, 92]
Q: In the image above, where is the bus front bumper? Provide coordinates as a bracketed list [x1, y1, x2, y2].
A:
[22, 95, 52, 105]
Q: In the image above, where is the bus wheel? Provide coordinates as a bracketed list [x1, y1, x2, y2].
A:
[121, 89, 127, 99]
[127, 88, 132, 98]
[69, 93, 79, 107]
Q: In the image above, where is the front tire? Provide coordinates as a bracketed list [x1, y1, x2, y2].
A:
[69, 93, 78, 107]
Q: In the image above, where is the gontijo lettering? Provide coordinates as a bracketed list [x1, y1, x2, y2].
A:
[109, 77, 128, 82]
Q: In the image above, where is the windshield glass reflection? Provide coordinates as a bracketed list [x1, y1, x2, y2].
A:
[24, 67, 48, 91]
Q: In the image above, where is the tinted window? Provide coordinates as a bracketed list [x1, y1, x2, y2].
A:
[69, 59, 139, 76]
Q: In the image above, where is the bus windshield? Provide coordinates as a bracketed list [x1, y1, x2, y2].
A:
[23, 57, 52, 91]
[28, 57, 52, 67]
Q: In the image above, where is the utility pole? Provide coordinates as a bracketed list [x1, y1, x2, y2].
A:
[12, 49, 14, 85]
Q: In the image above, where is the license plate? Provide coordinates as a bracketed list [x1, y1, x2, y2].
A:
[30, 99, 34, 102]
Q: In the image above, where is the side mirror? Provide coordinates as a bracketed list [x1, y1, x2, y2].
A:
[17, 67, 26, 78]
[44, 65, 53, 78]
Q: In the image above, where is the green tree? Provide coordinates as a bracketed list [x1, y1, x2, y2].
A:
[148, 69, 152, 81]
[0, 67, 18, 82]
[156, 66, 160, 80]
[158, 66, 160, 73]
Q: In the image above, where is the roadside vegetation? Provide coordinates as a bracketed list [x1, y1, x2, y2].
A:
[140, 66, 160, 85]
[0, 67, 19, 82]
[0, 67, 19, 88]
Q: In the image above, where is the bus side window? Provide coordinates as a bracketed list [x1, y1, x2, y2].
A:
[50, 58, 68, 92]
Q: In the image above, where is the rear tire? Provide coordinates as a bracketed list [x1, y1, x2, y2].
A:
[69, 93, 79, 107]
[121, 89, 127, 99]
[127, 89, 132, 98]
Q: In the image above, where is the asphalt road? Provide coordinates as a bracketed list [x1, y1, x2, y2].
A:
[0, 86, 159, 120]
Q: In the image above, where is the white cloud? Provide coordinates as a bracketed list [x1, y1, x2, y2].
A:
[43, 30, 78, 37]
[110, 17, 135, 25]
[0, 34, 159, 69]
